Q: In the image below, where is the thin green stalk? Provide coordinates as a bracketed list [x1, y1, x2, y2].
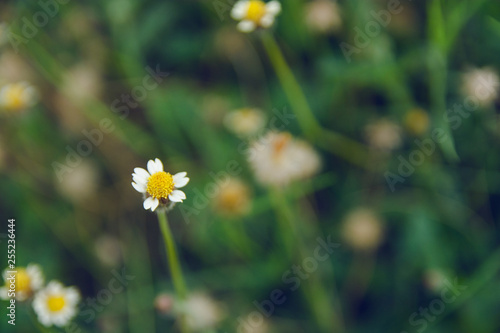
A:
[270, 189, 344, 333]
[122, 225, 156, 333]
[261, 33, 321, 136]
[427, 0, 459, 162]
[157, 210, 189, 333]
[261, 33, 369, 167]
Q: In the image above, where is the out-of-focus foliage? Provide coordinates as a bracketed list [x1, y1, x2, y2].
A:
[1, 0, 500, 332]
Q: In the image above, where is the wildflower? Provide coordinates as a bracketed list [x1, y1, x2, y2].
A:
[33, 281, 80, 327]
[231, 1, 281, 33]
[132, 158, 189, 212]
[0, 264, 44, 301]
[342, 208, 384, 251]
[248, 131, 320, 186]
[304, 0, 342, 34]
[224, 107, 266, 137]
[212, 178, 252, 217]
[155, 293, 175, 315]
[56, 160, 99, 202]
[364, 119, 402, 151]
[423, 269, 447, 292]
[94, 236, 122, 267]
[62, 63, 103, 102]
[461, 67, 499, 107]
[0, 82, 38, 112]
[182, 293, 224, 331]
[405, 108, 430, 136]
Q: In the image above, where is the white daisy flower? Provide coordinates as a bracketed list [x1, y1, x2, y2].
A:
[212, 177, 252, 217]
[224, 107, 266, 138]
[33, 281, 80, 327]
[131, 158, 190, 212]
[181, 293, 224, 331]
[0, 82, 38, 112]
[364, 119, 402, 152]
[248, 131, 321, 186]
[461, 67, 499, 107]
[231, 1, 282, 33]
[342, 208, 384, 251]
[304, 0, 342, 34]
[0, 264, 44, 301]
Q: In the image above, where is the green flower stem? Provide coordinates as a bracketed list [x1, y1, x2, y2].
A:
[427, 0, 459, 162]
[261, 33, 321, 136]
[270, 189, 344, 333]
[156, 210, 189, 333]
[261, 33, 368, 168]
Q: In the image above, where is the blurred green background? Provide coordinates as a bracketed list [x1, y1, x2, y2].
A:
[1, 0, 500, 332]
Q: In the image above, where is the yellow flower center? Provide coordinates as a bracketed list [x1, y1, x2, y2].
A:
[47, 295, 66, 312]
[6, 268, 31, 294]
[218, 186, 248, 215]
[246, 1, 267, 23]
[272, 133, 291, 155]
[147, 171, 174, 199]
[4, 85, 26, 111]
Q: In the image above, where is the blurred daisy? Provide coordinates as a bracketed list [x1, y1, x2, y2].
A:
[213, 178, 252, 217]
[405, 108, 430, 136]
[94, 235, 122, 267]
[155, 293, 175, 315]
[248, 131, 320, 186]
[33, 281, 80, 327]
[224, 107, 266, 137]
[342, 208, 384, 251]
[0, 82, 38, 112]
[182, 293, 224, 331]
[461, 67, 499, 107]
[0, 264, 44, 301]
[304, 0, 342, 34]
[364, 119, 402, 151]
[231, 1, 281, 33]
[423, 269, 447, 292]
[132, 158, 189, 212]
[56, 160, 99, 202]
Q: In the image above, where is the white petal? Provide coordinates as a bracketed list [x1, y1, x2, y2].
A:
[134, 167, 150, 179]
[173, 171, 187, 181]
[143, 197, 155, 210]
[150, 198, 160, 211]
[66, 288, 80, 303]
[237, 20, 256, 33]
[173, 172, 189, 188]
[266, 1, 281, 15]
[231, 2, 249, 20]
[147, 160, 158, 174]
[154, 158, 164, 172]
[169, 190, 186, 202]
[260, 14, 275, 28]
[132, 182, 147, 193]
[132, 174, 148, 186]
[174, 177, 190, 188]
[0, 287, 7, 300]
